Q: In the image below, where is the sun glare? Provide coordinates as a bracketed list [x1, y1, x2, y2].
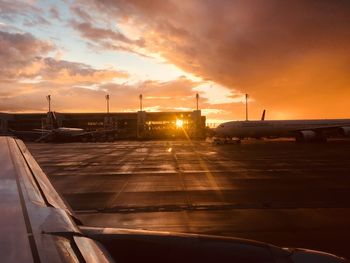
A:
[176, 119, 184, 128]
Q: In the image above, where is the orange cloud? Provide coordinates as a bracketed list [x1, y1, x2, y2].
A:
[0, 30, 131, 112]
[0, 77, 202, 113]
[40, 58, 128, 84]
[74, 0, 350, 119]
[0, 31, 128, 84]
[3, 1, 350, 121]
[0, 31, 53, 80]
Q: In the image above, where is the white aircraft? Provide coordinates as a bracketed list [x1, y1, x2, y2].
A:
[215, 111, 350, 143]
[10, 111, 118, 142]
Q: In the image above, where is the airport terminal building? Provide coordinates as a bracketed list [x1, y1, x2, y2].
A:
[0, 110, 206, 140]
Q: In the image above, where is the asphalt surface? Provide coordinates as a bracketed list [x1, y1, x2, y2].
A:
[27, 139, 350, 258]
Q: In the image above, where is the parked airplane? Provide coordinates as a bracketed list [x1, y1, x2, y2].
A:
[10, 111, 118, 142]
[0, 136, 347, 262]
[215, 111, 350, 143]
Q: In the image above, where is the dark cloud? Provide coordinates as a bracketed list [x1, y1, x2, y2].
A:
[0, 0, 50, 26]
[0, 30, 127, 83]
[0, 1, 39, 19]
[3, 1, 350, 119]
[0, 31, 53, 80]
[74, 0, 350, 118]
[39, 57, 129, 84]
[49, 6, 61, 21]
[0, 30, 130, 112]
[70, 6, 95, 23]
[70, 20, 145, 54]
[0, 31, 200, 113]
[70, 21, 131, 43]
[0, 28, 204, 114]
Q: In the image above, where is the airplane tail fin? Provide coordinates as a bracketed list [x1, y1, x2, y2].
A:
[261, 110, 266, 121]
[47, 111, 59, 129]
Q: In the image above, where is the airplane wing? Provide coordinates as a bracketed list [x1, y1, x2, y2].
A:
[79, 227, 347, 263]
[64, 129, 121, 141]
[75, 129, 120, 137]
[9, 128, 50, 136]
[293, 124, 350, 140]
[294, 125, 346, 133]
[0, 136, 347, 262]
[0, 137, 114, 262]
[8, 128, 53, 142]
[33, 129, 52, 133]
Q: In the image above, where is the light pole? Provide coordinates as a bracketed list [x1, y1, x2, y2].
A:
[139, 94, 143, 111]
[105, 94, 110, 114]
[245, 93, 248, 121]
[46, 95, 51, 112]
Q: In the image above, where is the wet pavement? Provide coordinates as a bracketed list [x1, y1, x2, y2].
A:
[27, 139, 350, 257]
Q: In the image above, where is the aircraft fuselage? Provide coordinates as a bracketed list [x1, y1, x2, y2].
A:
[215, 119, 350, 139]
[54, 127, 85, 135]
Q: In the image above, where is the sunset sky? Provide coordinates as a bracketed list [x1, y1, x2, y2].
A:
[1, 0, 349, 122]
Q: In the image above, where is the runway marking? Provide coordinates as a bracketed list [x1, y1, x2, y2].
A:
[170, 142, 193, 209]
[77, 202, 350, 214]
[107, 180, 129, 209]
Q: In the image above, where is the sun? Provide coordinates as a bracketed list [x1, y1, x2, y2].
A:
[176, 119, 184, 128]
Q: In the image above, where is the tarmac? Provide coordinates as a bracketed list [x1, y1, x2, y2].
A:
[27, 139, 350, 258]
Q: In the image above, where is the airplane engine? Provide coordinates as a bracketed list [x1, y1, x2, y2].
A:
[340, 126, 350, 137]
[296, 130, 317, 142]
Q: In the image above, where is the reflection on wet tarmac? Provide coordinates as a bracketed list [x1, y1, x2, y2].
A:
[27, 140, 350, 258]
